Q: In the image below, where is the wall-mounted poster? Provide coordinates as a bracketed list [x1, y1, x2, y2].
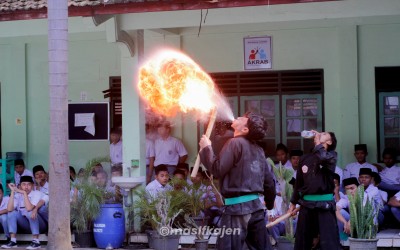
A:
[243, 36, 272, 70]
[68, 102, 109, 141]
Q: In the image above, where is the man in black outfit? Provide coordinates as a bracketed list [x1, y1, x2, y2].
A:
[199, 112, 276, 250]
[288, 131, 340, 250]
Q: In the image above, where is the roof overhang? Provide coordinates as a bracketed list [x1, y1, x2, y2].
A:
[0, 0, 339, 22]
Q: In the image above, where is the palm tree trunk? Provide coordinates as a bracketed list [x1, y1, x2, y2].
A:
[47, 0, 72, 249]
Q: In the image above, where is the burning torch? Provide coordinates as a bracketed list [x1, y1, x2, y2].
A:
[137, 50, 222, 176]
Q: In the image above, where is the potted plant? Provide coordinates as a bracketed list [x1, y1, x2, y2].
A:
[347, 185, 379, 250]
[70, 157, 108, 247]
[267, 158, 295, 250]
[181, 180, 209, 250]
[133, 188, 186, 250]
[179, 172, 224, 250]
[184, 214, 209, 250]
[184, 180, 207, 224]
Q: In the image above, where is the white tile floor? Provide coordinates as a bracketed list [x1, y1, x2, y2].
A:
[1, 229, 399, 249]
[340, 229, 400, 247]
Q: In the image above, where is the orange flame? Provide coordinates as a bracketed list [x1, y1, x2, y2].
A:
[138, 50, 215, 117]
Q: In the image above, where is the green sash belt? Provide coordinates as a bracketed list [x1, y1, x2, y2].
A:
[303, 194, 333, 201]
[224, 194, 259, 206]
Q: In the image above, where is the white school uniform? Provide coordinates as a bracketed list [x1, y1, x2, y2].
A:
[145, 179, 172, 198]
[0, 196, 9, 211]
[146, 138, 155, 165]
[110, 140, 123, 165]
[379, 165, 400, 185]
[35, 182, 49, 195]
[343, 162, 377, 179]
[154, 136, 187, 166]
[14, 169, 34, 186]
[14, 190, 45, 216]
[335, 166, 343, 185]
[394, 191, 400, 201]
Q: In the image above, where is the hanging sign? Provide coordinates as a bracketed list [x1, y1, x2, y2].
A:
[243, 36, 272, 70]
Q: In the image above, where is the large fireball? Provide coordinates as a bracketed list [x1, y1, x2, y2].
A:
[138, 50, 215, 117]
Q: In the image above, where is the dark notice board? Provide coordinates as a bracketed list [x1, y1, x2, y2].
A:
[68, 102, 109, 141]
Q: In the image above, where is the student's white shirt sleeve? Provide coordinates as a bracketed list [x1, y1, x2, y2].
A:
[336, 197, 349, 209]
[395, 191, 400, 201]
[29, 191, 43, 206]
[175, 139, 188, 156]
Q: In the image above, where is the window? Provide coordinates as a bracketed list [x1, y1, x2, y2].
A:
[103, 77, 122, 130]
[204, 69, 324, 157]
[283, 95, 322, 152]
[376, 67, 400, 161]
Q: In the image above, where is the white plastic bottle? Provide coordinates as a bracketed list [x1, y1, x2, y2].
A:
[301, 130, 315, 138]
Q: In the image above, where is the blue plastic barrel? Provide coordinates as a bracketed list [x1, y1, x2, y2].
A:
[93, 203, 125, 249]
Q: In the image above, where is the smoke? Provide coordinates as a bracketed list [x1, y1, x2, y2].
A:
[213, 92, 234, 122]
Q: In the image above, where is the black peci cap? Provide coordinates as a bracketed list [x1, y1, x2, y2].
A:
[354, 144, 367, 152]
[343, 177, 359, 187]
[359, 168, 372, 176]
[20, 176, 34, 183]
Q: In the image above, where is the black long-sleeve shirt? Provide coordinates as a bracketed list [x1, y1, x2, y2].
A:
[291, 144, 337, 205]
[199, 136, 276, 215]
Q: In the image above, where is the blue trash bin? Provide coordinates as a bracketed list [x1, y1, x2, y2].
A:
[93, 203, 125, 249]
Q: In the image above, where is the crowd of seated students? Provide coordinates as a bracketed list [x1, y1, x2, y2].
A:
[267, 142, 400, 246]
[0, 159, 49, 249]
[4, 121, 399, 248]
[0, 157, 128, 249]
[145, 164, 224, 227]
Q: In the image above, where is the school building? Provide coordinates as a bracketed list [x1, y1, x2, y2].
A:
[1, 0, 400, 175]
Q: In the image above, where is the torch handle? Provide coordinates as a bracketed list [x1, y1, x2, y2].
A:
[266, 207, 300, 228]
[191, 108, 217, 178]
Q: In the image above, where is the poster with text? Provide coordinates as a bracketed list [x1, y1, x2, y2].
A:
[244, 36, 272, 70]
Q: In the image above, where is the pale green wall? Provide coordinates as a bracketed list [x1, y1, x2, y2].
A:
[358, 23, 400, 162]
[0, 43, 28, 158]
[178, 26, 350, 166]
[1, 32, 121, 172]
[141, 21, 400, 167]
[2, 11, 400, 173]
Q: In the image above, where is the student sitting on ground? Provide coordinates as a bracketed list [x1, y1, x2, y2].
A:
[172, 169, 187, 191]
[13, 159, 33, 187]
[92, 163, 104, 176]
[289, 149, 303, 178]
[2, 176, 48, 249]
[378, 147, 400, 195]
[388, 191, 400, 224]
[333, 173, 344, 202]
[145, 165, 172, 199]
[32, 165, 49, 225]
[336, 177, 359, 240]
[371, 172, 389, 224]
[343, 144, 377, 179]
[190, 169, 222, 226]
[336, 175, 382, 240]
[33, 165, 48, 195]
[0, 185, 10, 242]
[358, 168, 384, 225]
[176, 163, 192, 185]
[110, 165, 127, 202]
[95, 170, 121, 204]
